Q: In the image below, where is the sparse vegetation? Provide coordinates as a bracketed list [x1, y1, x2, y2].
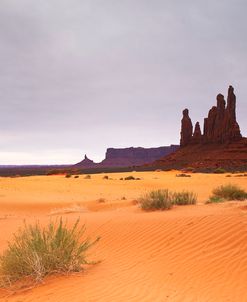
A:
[214, 167, 226, 174]
[172, 191, 197, 205]
[74, 175, 79, 179]
[102, 175, 109, 180]
[208, 184, 247, 203]
[0, 219, 99, 287]
[65, 174, 72, 178]
[84, 175, 91, 179]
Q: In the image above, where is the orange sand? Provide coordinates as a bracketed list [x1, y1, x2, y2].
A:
[0, 171, 247, 301]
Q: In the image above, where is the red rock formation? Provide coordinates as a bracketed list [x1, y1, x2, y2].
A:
[182, 86, 242, 145]
[74, 154, 96, 168]
[150, 85, 246, 171]
[192, 122, 202, 144]
[180, 109, 193, 146]
[75, 146, 179, 168]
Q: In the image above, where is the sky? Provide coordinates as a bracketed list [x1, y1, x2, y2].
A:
[0, 0, 246, 164]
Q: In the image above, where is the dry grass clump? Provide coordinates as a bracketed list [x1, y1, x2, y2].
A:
[207, 184, 247, 203]
[84, 175, 91, 179]
[139, 189, 172, 211]
[139, 189, 197, 211]
[0, 218, 99, 287]
[172, 191, 197, 205]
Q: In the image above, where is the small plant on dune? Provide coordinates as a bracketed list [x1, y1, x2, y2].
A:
[139, 189, 173, 211]
[102, 175, 109, 180]
[172, 191, 197, 205]
[0, 218, 99, 287]
[84, 174, 91, 179]
[176, 173, 191, 178]
[65, 174, 72, 178]
[208, 184, 247, 203]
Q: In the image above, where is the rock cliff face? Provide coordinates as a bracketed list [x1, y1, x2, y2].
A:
[180, 86, 242, 145]
[75, 145, 179, 168]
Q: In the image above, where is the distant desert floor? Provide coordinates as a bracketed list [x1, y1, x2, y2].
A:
[0, 171, 247, 301]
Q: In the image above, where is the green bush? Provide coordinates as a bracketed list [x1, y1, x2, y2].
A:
[210, 184, 247, 201]
[139, 189, 173, 211]
[0, 219, 99, 286]
[172, 191, 197, 205]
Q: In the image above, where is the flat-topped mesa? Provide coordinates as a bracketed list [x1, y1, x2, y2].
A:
[180, 86, 242, 146]
[180, 109, 193, 146]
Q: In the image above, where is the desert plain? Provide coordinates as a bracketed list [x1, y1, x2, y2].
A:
[0, 171, 247, 302]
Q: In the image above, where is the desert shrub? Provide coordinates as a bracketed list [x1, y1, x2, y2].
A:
[84, 175, 91, 179]
[0, 219, 99, 286]
[65, 174, 72, 178]
[124, 176, 136, 180]
[210, 184, 247, 201]
[135, 177, 141, 180]
[74, 175, 79, 179]
[172, 191, 197, 205]
[176, 173, 191, 178]
[119, 178, 123, 180]
[97, 198, 105, 203]
[206, 196, 224, 204]
[102, 175, 109, 180]
[139, 189, 173, 211]
[214, 167, 226, 174]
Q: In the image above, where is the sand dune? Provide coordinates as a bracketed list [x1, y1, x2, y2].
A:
[0, 171, 247, 301]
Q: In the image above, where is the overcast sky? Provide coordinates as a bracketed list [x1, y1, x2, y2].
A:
[0, 0, 246, 164]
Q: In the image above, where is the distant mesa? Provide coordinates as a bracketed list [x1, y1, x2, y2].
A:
[152, 86, 247, 170]
[74, 145, 179, 168]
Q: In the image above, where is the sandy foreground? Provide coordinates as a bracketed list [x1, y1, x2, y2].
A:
[0, 171, 247, 302]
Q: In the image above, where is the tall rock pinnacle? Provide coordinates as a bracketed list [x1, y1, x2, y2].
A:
[180, 109, 193, 146]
